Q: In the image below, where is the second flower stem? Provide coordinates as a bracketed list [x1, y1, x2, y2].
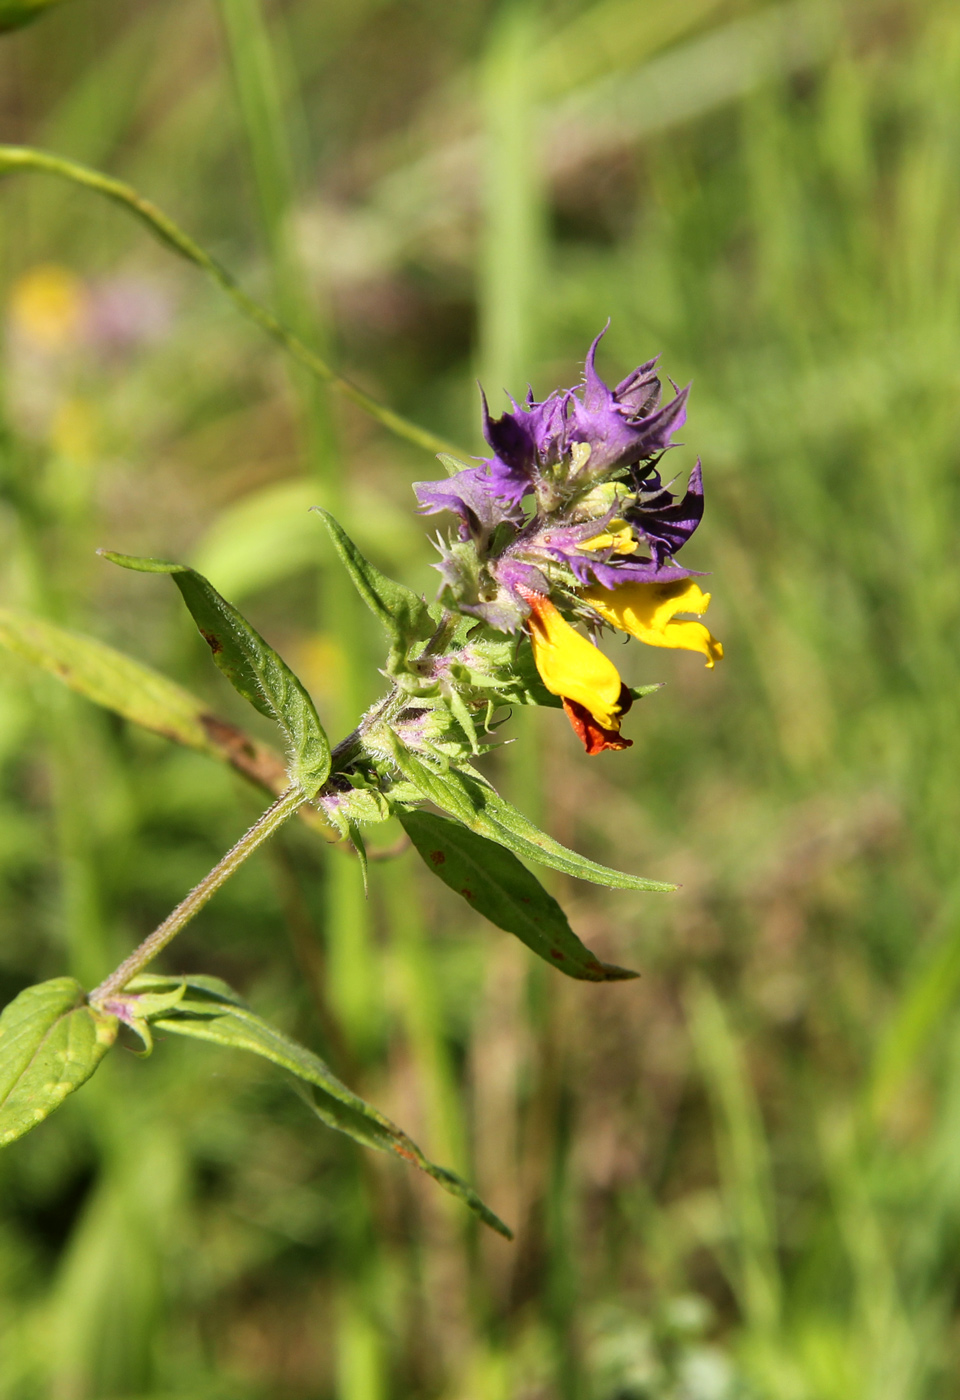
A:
[89, 784, 305, 1005]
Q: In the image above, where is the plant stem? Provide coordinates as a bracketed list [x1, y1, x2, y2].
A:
[89, 784, 304, 1004]
[0, 145, 461, 460]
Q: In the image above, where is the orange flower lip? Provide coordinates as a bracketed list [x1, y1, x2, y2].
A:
[562, 695, 633, 755]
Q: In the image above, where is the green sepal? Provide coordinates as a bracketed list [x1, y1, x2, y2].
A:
[447, 688, 481, 754]
[125, 972, 248, 1006]
[400, 810, 638, 981]
[145, 977, 511, 1237]
[350, 824, 370, 895]
[390, 744, 674, 891]
[0, 979, 118, 1147]
[312, 510, 433, 673]
[100, 552, 330, 799]
[98, 980, 191, 1057]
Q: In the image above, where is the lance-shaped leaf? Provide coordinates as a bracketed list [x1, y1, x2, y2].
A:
[388, 741, 673, 892]
[474, 779, 674, 890]
[312, 509, 433, 670]
[101, 553, 330, 799]
[0, 608, 337, 840]
[0, 980, 118, 1147]
[136, 976, 510, 1237]
[400, 810, 638, 981]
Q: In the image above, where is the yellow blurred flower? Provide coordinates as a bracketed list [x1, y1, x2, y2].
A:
[8, 264, 87, 351]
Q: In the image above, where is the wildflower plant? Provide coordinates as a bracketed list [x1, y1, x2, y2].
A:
[0, 150, 720, 1241]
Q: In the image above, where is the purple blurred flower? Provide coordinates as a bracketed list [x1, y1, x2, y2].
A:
[84, 277, 172, 356]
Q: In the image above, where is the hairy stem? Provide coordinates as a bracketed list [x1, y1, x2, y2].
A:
[89, 785, 305, 1004]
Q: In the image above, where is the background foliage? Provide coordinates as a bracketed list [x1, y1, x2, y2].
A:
[1, 0, 959, 1395]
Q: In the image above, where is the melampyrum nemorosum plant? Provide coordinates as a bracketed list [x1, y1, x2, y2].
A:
[0, 325, 721, 1240]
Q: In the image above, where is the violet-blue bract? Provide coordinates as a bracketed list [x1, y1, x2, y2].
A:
[413, 327, 722, 753]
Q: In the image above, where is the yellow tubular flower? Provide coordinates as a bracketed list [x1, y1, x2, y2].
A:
[521, 591, 625, 730]
[579, 522, 638, 555]
[583, 578, 723, 668]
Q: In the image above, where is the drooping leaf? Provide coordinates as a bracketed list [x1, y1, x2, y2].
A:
[145, 981, 510, 1237]
[0, 607, 219, 750]
[475, 778, 674, 890]
[101, 553, 330, 798]
[389, 743, 674, 892]
[400, 810, 638, 981]
[0, 979, 118, 1147]
[0, 608, 338, 841]
[312, 509, 433, 669]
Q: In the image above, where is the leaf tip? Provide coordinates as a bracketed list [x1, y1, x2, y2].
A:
[598, 962, 641, 982]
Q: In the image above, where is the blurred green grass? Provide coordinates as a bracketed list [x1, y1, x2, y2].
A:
[2, 0, 960, 1395]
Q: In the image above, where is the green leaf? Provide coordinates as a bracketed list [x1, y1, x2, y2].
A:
[0, 608, 338, 841]
[399, 810, 638, 981]
[390, 745, 674, 892]
[0, 607, 222, 752]
[312, 510, 432, 669]
[0, 979, 118, 1147]
[150, 988, 511, 1237]
[100, 553, 330, 798]
[475, 779, 674, 890]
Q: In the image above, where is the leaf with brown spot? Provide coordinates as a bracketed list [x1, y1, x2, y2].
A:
[399, 810, 639, 982]
[0, 609, 337, 840]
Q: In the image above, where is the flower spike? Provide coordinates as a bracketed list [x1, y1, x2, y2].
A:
[411, 326, 721, 754]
